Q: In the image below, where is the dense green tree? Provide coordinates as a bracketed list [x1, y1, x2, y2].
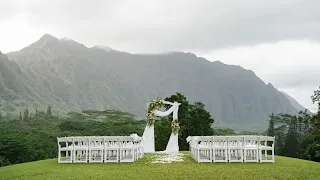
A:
[270, 113, 291, 155]
[283, 116, 299, 158]
[268, 113, 275, 137]
[187, 102, 214, 136]
[214, 128, 237, 135]
[47, 106, 52, 116]
[238, 130, 261, 135]
[154, 119, 172, 151]
[23, 108, 29, 121]
[19, 112, 22, 121]
[311, 86, 320, 110]
[154, 92, 214, 151]
[297, 86, 320, 161]
[0, 156, 10, 167]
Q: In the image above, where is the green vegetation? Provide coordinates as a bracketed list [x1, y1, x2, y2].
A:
[0, 109, 145, 167]
[0, 153, 319, 180]
[266, 86, 320, 162]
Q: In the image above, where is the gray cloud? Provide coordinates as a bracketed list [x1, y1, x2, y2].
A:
[1, 0, 320, 53]
[0, 0, 319, 111]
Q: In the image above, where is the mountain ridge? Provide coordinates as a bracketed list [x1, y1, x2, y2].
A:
[0, 34, 306, 131]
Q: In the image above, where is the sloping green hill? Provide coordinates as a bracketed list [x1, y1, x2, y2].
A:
[0, 153, 319, 180]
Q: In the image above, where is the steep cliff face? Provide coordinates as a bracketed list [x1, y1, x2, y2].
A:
[1, 34, 302, 130]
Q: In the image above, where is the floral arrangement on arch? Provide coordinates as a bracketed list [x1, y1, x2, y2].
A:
[171, 119, 180, 135]
[146, 97, 164, 126]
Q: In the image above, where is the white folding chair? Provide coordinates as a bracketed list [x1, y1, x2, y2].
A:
[196, 136, 212, 163]
[212, 136, 228, 163]
[190, 136, 199, 160]
[137, 137, 144, 159]
[104, 137, 119, 163]
[73, 136, 89, 163]
[259, 136, 275, 163]
[243, 136, 259, 162]
[88, 136, 104, 163]
[227, 136, 243, 163]
[57, 137, 73, 163]
[119, 137, 135, 162]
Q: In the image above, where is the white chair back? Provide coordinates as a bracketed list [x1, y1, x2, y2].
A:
[57, 137, 73, 148]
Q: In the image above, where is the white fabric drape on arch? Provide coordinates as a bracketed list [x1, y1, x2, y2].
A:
[142, 101, 180, 153]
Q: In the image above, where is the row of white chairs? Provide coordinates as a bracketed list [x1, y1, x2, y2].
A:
[57, 135, 144, 163]
[187, 135, 275, 163]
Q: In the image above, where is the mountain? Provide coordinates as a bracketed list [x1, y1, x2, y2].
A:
[1, 34, 305, 130]
[280, 91, 311, 113]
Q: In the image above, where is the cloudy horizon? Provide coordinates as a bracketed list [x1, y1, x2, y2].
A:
[0, 0, 319, 112]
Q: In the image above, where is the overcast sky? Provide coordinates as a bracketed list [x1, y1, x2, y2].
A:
[0, 0, 319, 112]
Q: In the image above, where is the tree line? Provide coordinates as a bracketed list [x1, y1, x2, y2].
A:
[1, 89, 319, 167]
[267, 86, 320, 162]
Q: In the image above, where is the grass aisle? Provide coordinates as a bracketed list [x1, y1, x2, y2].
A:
[0, 152, 319, 180]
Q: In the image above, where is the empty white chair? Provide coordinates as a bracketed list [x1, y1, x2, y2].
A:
[259, 136, 275, 163]
[104, 137, 119, 163]
[130, 134, 140, 161]
[57, 137, 73, 163]
[227, 136, 243, 163]
[73, 136, 89, 163]
[119, 137, 135, 162]
[88, 136, 104, 163]
[212, 136, 228, 163]
[196, 136, 212, 163]
[136, 137, 144, 159]
[190, 136, 199, 160]
[243, 136, 259, 162]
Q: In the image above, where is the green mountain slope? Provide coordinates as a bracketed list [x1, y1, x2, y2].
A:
[0, 34, 303, 130]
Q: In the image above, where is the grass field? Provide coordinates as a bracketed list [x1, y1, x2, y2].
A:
[0, 152, 319, 180]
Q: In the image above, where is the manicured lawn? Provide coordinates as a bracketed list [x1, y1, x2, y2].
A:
[0, 152, 319, 180]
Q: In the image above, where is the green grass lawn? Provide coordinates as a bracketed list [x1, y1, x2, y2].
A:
[0, 152, 319, 180]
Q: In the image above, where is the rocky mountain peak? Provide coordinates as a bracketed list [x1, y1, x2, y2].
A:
[39, 34, 58, 42]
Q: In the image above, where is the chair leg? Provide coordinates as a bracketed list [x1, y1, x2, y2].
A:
[243, 149, 247, 162]
[58, 150, 61, 163]
[272, 149, 275, 163]
[85, 150, 88, 163]
[225, 149, 228, 163]
[241, 149, 243, 163]
[116, 150, 119, 163]
[259, 150, 262, 163]
[212, 149, 215, 163]
[197, 150, 199, 163]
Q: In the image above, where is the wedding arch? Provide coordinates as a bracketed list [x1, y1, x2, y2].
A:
[142, 98, 181, 153]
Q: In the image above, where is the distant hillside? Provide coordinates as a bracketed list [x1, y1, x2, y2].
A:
[280, 91, 308, 112]
[0, 34, 305, 130]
